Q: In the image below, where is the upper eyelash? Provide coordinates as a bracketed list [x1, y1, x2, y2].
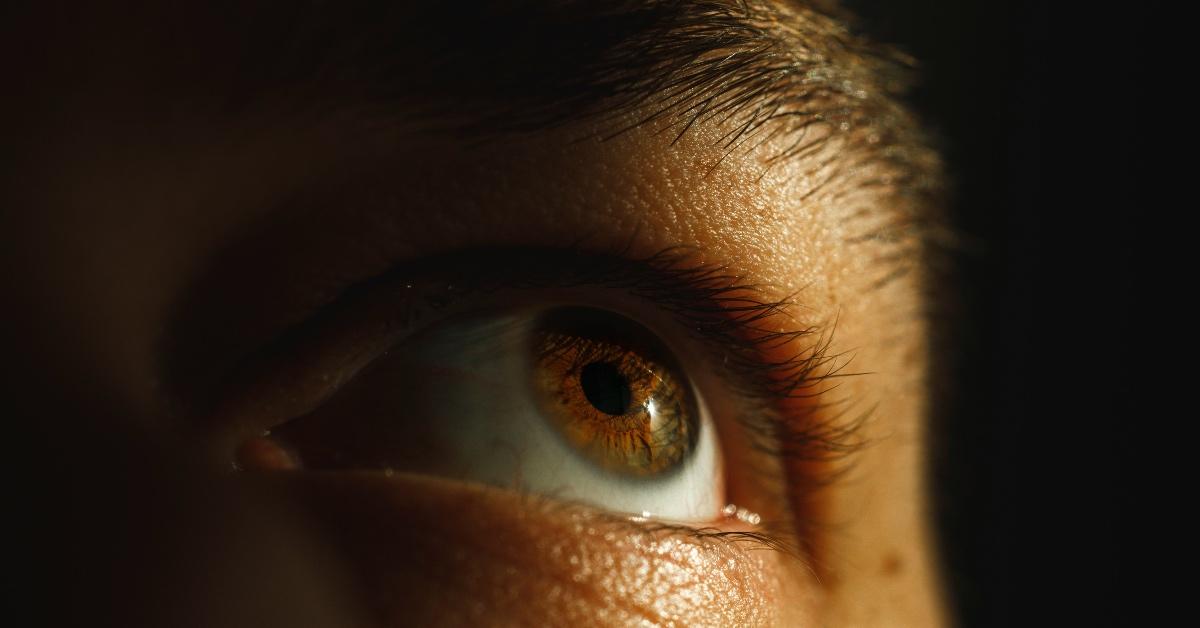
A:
[585, 246, 869, 496]
[364, 244, 866, 471]
[225, 242, 866, 508]
[209, 242, 865, 563]
[636, 248, 866, 454]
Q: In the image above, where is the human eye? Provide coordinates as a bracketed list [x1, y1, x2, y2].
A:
[220, 248, 833, 530]
[255, 303, 724, 522]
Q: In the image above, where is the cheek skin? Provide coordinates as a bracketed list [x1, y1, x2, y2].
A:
[262, 472, 818, 627]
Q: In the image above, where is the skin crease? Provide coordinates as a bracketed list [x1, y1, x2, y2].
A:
[8, 3, 945, 627]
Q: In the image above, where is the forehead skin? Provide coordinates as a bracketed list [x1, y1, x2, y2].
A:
[6, 1, 944, 625]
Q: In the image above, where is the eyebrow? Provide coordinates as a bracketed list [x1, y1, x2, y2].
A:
[218, 1, 934, 176]
[204, 0, 942, 273]
[159, 0, 941, 412]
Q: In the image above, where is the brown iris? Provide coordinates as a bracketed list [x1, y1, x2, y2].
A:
[531, 309, 698, 477]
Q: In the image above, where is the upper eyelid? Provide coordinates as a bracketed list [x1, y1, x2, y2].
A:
[345, 245, 835, 406]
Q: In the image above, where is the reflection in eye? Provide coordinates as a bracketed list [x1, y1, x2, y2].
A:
[267, 306, 722, 522]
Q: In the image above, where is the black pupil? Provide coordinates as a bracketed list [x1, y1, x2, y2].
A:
[580, 361, 632, 415]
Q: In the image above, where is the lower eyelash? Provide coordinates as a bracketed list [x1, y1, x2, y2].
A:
[517, 485, 800, 560]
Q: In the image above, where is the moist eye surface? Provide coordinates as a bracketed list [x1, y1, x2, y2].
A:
[265, 304, 722, 521]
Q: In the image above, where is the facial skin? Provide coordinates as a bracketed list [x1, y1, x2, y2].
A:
[9, 1, 945, 626]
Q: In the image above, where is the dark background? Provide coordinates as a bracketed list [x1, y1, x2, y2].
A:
[845, 2, 1127, 625]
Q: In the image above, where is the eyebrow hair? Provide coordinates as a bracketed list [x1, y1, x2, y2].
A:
[220, 1, 937, 192]
[212, 0, 943, 269]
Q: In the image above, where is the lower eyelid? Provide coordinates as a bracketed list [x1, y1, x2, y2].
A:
[255, 469, 800, 626]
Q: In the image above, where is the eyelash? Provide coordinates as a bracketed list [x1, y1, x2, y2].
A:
[224, 243, 864, 552]
[343, 244, 864, 469]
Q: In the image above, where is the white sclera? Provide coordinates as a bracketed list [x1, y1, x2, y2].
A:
[403, 312, 721, 522]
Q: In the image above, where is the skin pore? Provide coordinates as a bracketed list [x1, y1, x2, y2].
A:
[9, 1, 945, 625]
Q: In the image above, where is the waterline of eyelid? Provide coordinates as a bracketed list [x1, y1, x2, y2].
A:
[629, 504, 761, 527]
